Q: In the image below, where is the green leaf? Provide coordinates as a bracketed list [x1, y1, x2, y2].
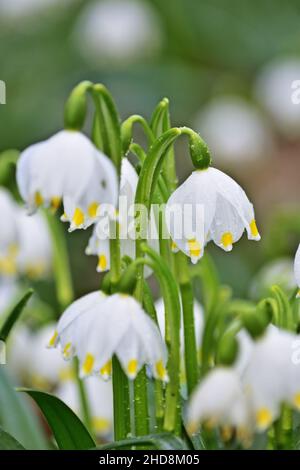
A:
[271, 285, 294, 330]
[0, 426, 25, 450]
[96, 433, 189, 450]
[0, 289, 33, 341]
[19, 389, 95, 450]
[0, 369, 47, 449]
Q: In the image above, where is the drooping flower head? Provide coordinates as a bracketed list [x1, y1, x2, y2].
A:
[187, 368, 251, 441]
[49, 291, 168, 382]
[166, 167, 260, 263]
[243, 326, 300, 431]
[17, 130, 118, 231]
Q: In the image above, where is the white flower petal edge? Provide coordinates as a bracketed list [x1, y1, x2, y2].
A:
[294, 244, 300, 298]
[17, 130, 118, 231]
[166, 167, 260, 263]
[243, 326, 300, 431]
[187, 368, 251, 439]
[51, 292, 168, 382]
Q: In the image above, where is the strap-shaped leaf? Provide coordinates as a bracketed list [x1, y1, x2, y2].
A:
[0, 369, 47, 449]
[0, 427, 25, 450]
[0, 289, 33, 341]
[19, 389, 95, 450]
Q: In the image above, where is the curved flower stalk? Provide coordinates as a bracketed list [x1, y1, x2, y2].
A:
[0, 188, 19, 276]
[16, 210, 52, 279]
[166, 168, 261, 264]
[49, 291, 168, 382]
[187, 368, 252, 443]
[56, 375, 113, 438]
[243, 326, 300, 431]
[293, 244, 300, 297]
[17, 130, 118, 231]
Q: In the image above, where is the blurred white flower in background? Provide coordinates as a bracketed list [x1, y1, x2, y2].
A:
[16, 210, 52, 279]
[0, 0, 65, 18]
[250, 258, 295, 300]
[0, 188, 20, 277]
[57, 376, 113, 438]
[8, 323, 72, 389]
[73, 0, 162, 64]
[195, 96, 272, 165]
[155, 297, 204, 355]
[0, 279, 18, 315]
[255, 58, 300, 139]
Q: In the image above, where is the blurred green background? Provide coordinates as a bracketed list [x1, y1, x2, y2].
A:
[1, 0, 300, 298]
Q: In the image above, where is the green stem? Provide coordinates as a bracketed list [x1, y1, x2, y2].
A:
[91, 84, 122, 174]
[44, 212, 73, 310]
[112, 356, 130, 440]
[74, 357, 93, 433]
[109, 224, 131, 441]
[121, 115, 155, 155]
[175, 252, 199, 395]
[45, 212, 93, 433]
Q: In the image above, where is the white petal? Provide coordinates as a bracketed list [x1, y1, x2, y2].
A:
[294, 244, 300, 291]
[209, 195, 245, 251]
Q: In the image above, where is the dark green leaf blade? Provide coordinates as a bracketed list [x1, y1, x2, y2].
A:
[19, 389, 95, 450]
[0, 289, 33, 341]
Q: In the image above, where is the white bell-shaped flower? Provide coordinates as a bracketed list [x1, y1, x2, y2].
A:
[166, 168, 260, 263]
[243, 326, 300, 431]
[16, 210, 52, 279]
[293, 244, 300, 298]
[49, 291, 168, 382]
[56, 376, 113, 438]
[17, 130, 118, 230]
[0, 188, 19, 276]
[187, 368, 251, 436]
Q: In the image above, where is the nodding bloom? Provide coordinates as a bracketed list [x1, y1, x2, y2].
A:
[243, 326, 300, 431]
[49, 291, 168, 382]
[17, 130, 118, 231]
[57, 376, 113, 438]
[0, 188, 19, 276]
[187, 368, 251, 442]
[166, 167, 260, 263]
[16, 210, 52, 279]
[294, 244, 300, 298]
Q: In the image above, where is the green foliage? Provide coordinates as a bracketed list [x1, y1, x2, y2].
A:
[0, 369, 47, 449]
[19, 389, 95, 450]
[0, 426, 25, 450]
